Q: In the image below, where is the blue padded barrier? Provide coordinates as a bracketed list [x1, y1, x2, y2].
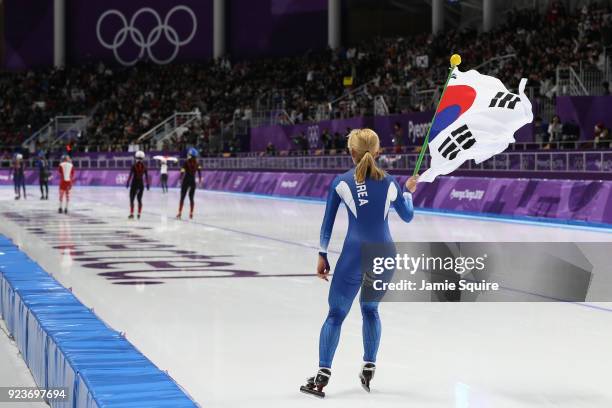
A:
[0, 236, 198, 408]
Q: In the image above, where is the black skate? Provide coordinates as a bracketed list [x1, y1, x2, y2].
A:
[300, 368, 331, 398]
[58, 208, 63, 214]
[128, 214, 134, 220]
[359, 363, 376, 392]
[137, 214, 141, 220]
[63, 208, 68, 214]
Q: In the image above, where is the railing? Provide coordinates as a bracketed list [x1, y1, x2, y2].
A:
[21, 120, 55, 151]
[195, 151, 612, 174]
[50, 115, 89, 147]
[21, 115, 87, 151]
[137, 111, 201, 149]
[248, 109, 294, 128]
[473, 54, 516, 72]
[578, 62, 607, 95]
[6, 150, 607, 175]
[556, 66, 589, 96]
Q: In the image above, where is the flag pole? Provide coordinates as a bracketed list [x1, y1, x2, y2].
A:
[412, 54, 462, 176]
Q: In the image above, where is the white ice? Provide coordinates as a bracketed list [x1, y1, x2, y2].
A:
[0, 319, 47, 408]
[0, 185, 611, 408]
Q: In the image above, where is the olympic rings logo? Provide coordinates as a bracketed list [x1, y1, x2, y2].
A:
[96, 6, 197, 66]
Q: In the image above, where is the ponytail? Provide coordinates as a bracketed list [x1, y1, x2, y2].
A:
[348, 128, 385, 183]
[355, 151, 385, 184]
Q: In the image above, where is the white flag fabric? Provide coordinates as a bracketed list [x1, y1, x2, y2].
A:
[419, 68, 533, 183]
[153, 155, 178, 163]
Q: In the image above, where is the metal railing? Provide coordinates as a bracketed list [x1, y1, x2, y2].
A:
[556, 66, 589, 96]
[4, 149, 610, 175]
[137, 111, 201, 149]
[473, 54, 516, 72]
[21, 115, 87, 151]
[197, 151, 612, 174]
[247, 109, 294, 128]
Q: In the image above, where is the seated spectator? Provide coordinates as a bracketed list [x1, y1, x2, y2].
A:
[547, 115, 563, 147]
[265, 142, 277, 156]
[594, 123, 610, 148]
[392, 122, 404, 153]
[292, 132, 308, 152]
[533, 117, 548, 145]
[321, 129, 332, 151]
[561, 121, 580, 147]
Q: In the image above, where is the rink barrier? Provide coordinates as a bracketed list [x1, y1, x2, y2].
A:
[0, 169, 611, 226]
[197, 171, 612, 226]
[0, 236, 198, 408]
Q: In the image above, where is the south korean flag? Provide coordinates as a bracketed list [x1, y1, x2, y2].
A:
[419, 68, 533, 183]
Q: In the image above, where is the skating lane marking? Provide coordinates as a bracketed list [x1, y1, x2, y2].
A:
[66, 196, 612, 314]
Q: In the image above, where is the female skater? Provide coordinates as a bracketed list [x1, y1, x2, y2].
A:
[126, 151, 149, 219]
[11, 153, 26, 200]
[176, 148, 202, 220]
[58, 154, 74, 214]
[300, 128, 418, 398]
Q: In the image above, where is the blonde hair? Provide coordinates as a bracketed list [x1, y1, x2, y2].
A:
[348, 128, 385, 184]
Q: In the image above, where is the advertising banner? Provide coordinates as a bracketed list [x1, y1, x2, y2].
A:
[2, 170, 609, 226]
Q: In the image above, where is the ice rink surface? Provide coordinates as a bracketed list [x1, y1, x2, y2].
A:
[0, 185, 611, 408]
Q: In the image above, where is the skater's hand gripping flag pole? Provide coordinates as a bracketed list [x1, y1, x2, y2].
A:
[417, 55, 534, 183]
[412, 54, 462, 177]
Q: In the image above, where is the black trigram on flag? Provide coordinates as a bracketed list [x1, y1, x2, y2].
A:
[438, 124, 475, 160]
[489, 92, 520, 109]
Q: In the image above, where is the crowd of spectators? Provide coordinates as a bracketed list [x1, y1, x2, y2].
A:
[0, 2, 610, 157]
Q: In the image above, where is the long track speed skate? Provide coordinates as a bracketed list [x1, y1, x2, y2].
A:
[359, 362, 376, 392]
[300, 368, 331, 398]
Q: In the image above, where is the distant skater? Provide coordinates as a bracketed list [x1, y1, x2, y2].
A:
[37, 151, 50, 200]
[153, 155, 178, 193]
[11, 153, 26, 200]
[126, 151, 149, 219]
[300, 129, 418, 398]
[58, 155, 74, 214]
[176, 148, 202, 220]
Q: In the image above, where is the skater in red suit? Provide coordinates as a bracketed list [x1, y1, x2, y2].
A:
[176, 147, 202, 219]
[58, 155, 75, 214]
[126, 151, 150, 219]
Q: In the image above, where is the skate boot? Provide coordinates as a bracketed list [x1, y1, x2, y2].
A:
[189, 212, 193, 220]
[300, 368, 331, 398]
[359, 362, 376, 392]
[128, 214, 134, 220]
[58, 207, 63, 214]
[176, 212, 182, 219]
[63, 208, 68, 214]
[137, 213, 141, 220]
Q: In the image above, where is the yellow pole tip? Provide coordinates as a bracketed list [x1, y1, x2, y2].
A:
[450, 54, 461, 67]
